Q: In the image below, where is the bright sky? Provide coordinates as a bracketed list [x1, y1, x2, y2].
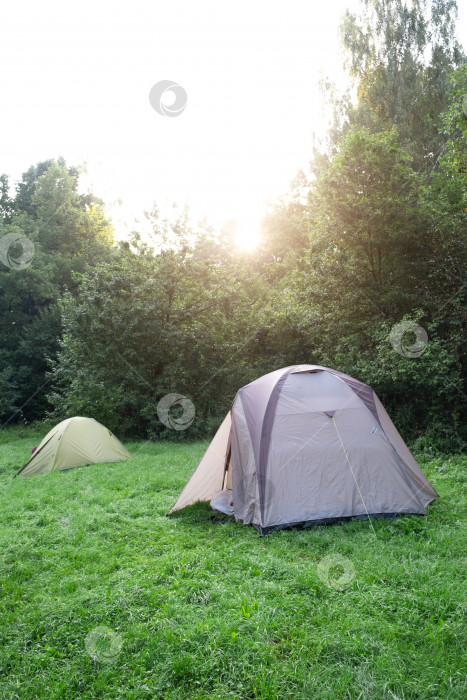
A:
[2, 0, 466, 249]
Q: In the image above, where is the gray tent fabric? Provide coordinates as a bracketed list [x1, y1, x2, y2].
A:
[169, 365, 438, 533]
[210, 489, 235, 515]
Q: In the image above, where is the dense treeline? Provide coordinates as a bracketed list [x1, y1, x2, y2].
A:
[1, 0, 466, 449]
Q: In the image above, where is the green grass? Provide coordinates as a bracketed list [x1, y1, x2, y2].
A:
[0, 427, 465, 699]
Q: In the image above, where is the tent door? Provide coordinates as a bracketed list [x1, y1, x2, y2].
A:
[222, 435, 232, 490]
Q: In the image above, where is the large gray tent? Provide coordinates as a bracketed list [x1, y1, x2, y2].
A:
[170, 365, 438, 533]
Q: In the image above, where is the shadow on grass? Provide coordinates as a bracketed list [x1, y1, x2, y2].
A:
[167, 501, 441, 543]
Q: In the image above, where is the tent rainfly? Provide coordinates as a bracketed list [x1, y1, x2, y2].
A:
[16, 417, 130, 478]
[169, 365, 438, 534]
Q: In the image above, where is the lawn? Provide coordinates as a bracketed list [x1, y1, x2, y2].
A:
[0, 427, 465, 699]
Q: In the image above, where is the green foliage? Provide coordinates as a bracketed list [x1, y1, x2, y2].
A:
[0, 366, 19, 419]
[0, 174, 14, 222]
[338, 0, 465, 170]
[342, 313, 465, 444]
[311, 129, 426, 303]
[0, 159, 116, 424]
[48, 220, 269, 438]
[254, 4, 466, 446]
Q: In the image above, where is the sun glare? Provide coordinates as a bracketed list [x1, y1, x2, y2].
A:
[232, 220, 261, 251]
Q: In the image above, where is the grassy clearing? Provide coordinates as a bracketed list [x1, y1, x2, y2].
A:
[0, 428, 465, 699]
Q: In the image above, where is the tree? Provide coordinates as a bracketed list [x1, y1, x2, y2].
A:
[251, 122, 465, 442]
[309, 128, 429, 314]
[0, 175, 14, 223]
[338, 0, 465, 170]
[48, 218, 268, 438]
[0, 159, 115, 424]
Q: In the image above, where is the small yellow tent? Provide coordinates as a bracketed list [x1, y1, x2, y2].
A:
[16, 417, 131, 478]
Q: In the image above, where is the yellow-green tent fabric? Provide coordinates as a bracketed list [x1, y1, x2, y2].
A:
[16, 417, 130, 478]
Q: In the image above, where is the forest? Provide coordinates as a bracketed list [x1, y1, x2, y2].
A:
[1, 0, 466, 450]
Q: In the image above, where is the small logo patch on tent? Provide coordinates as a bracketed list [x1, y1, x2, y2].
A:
[371, 426, 377, 434]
